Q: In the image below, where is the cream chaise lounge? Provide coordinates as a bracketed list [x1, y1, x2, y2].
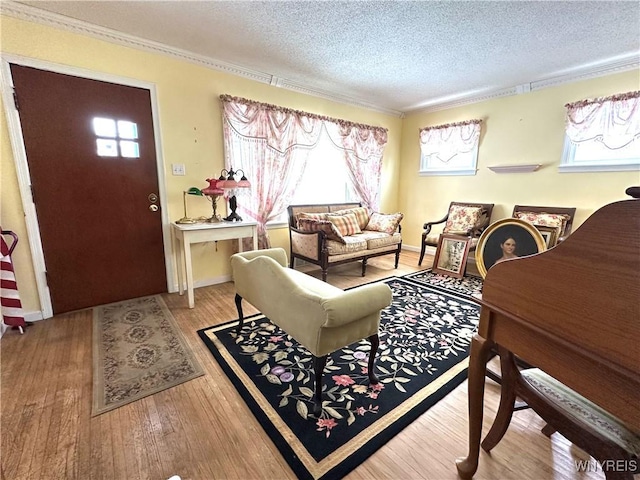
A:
[230, 247, 393, 416]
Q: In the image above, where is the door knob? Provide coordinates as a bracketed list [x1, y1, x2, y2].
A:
[149, 204, 159, 212]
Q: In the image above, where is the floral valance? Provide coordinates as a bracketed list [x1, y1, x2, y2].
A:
[419, 119, 482, 163]
[220, 95, 387, 138]
[565, 91, 640, 149]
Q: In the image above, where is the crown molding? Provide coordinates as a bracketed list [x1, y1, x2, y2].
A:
[0, 1, 404, 117]
[405, 53, 639, 114]
[2, 1, 637, 117]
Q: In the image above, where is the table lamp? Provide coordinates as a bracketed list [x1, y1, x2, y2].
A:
[217, 167, 250, 222]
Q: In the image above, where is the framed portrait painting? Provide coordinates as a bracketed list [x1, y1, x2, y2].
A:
[432, 234, 472, 279]
[536, 225, 561, 248]
[475, 219, 546, 278]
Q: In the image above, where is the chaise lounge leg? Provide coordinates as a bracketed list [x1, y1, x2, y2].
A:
[313, 354, 328, 416]
[235, 294, 244, 334]
[361, 258, 367, 277]
[368, 334, 380, 384]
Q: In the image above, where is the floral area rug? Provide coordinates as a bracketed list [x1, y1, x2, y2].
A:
[197, 276, 480, 479]
[92, 295, 204, 416]
[404, 269, 484, 298]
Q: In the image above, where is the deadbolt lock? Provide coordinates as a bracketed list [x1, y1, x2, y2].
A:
[148, 193, 158, 203]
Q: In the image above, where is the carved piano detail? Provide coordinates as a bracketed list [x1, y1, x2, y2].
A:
[456, 191, 640, 478]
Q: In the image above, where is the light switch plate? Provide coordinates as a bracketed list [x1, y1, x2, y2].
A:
[172, 163, 186, 176]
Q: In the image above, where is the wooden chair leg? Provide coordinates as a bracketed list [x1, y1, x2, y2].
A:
[394, 245, 401, 268]
[367, 334, 379, 384]
[481, 347, 519, 452]
[541, 423, 556, 437]
[234, 294, 244, 334]
[313, 354, 328, 416]
[361, 258, 367, 277]
[418, 234, 427, 266]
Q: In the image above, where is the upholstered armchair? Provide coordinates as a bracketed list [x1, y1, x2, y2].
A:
[418, 202, 495, 266]
[231, 248, 393, 416]
[512, 205, 576, 246]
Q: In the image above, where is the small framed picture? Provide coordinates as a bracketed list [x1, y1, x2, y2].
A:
[475, 219, 547, 278]
[536, 225, 561, 248]
[432, 234, 472, 279]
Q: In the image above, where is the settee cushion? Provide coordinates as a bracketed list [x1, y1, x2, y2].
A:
[297, 217, 344, 242]
[327, 212, 362, 236]
[366, 212, 404, 234]
[326, 236, 368, 255]
[332, 206, 370, 230]
[361, 231, 402, 249]
[443, 205, 482, 233]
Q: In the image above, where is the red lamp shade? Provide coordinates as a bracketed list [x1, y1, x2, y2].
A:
[202, 178, 224, 196]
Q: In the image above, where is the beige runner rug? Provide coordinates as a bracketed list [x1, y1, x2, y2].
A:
[92, 295, 204, 416]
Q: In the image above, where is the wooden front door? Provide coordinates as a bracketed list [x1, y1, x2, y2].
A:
[11, 64, 167, 314]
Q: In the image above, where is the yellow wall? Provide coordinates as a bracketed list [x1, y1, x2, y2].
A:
[0, 15, 402, 315]
[2, 14, 639, 317]
[399, 70, 640, 251]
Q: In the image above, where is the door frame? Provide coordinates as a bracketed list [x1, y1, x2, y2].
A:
[0, 54, 174, 319]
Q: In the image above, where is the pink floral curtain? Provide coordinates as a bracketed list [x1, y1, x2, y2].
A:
[565, 91, 640, 149]
[221, 96, 322, 249]
[419, 120, 482, 162]
[326, 123, 387, 212]
[220, 95, 389, 248]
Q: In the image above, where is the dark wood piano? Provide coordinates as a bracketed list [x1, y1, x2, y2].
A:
[457, 189, 640, 478]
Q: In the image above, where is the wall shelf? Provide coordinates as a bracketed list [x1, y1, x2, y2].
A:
[487, 164, 541, 173]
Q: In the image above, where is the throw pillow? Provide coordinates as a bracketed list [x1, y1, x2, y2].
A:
[332, 207, 370, 231]
[297, 217, 344, 242]
[514, 212, 571, 236]
[443, 205, 483, 234]
[365, 212, 404, 235]
[327, 213, 362, 236]
[297, 211, 328, 224]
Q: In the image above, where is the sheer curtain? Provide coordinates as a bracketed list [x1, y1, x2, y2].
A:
[221, 96, 322, 249]
[565, 91, 640, 149]
[419, 120, 482, 162]
[220, 95, 389, 248]
[326, 123, 388, 212]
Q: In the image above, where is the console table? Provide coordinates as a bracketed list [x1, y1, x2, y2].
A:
[171, 221, 258, 308]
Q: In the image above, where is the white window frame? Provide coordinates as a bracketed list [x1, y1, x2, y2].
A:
[559, 136, 640, 173]
[418, 120, 482, 177]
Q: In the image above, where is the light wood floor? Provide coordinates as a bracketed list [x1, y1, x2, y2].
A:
[1, 250, 604, 480]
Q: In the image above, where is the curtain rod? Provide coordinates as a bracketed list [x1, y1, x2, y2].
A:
[565, 90, 640, 109]
[419, 119, 482, 133]
[220, 94, 388, 134]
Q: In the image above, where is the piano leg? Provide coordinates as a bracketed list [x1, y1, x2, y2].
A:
[456, 334, 494, 479]
[481, 347, 518, 452]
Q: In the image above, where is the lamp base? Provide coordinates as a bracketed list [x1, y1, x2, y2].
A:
[176, 217, 198, 224]
[223, 212, 243, 222]
[207, 214, 223, 223]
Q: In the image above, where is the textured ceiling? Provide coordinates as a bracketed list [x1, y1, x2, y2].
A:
[9, 1, 640, 114]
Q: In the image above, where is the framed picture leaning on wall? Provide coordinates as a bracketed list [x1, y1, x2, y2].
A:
[475, 218, 547, 278]
[536, 225, 561, 248]
[432, 234, 472, 279]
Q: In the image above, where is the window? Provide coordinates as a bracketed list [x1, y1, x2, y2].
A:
[560, 92, 640, 173]
[92, 117, 140, 158]
[269, 134, 356, 224]
[419, 120, 482, 176]
[560, 137, 640, 173]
